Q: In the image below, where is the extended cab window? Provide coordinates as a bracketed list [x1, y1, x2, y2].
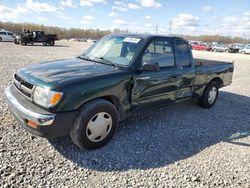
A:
[142, 39, 175, 67]
[175, 39, 191, 66]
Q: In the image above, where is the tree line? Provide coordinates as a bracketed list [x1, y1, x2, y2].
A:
[0, 21, 248, 43]
[0, 21, 116, 39]
[180, 34, 248, 44]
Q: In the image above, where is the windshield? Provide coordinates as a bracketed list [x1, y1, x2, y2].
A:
[80, 35, 144, 66]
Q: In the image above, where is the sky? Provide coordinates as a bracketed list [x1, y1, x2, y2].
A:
[0, 0, 249, 37]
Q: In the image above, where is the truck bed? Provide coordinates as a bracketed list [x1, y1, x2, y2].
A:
[194, 58, 234, 88]
[194, 58, 233, 66]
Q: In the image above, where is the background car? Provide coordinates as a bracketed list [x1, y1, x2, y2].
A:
[191, 43, 211, 51]
[211, 44, 229, 52]
[239, 46, 250, 54]
[0, 30, 15, 42]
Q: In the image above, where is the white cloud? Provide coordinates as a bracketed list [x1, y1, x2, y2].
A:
[172, 13, 199, 29]
[139, 0, 162, 8]
[0, 5, 28, 20]
[60, 0, 77, 8]
[112, 6, 128, 12]
[244, 11, 250, 16]
[108, 12, 118, 17]
[81, 15, 94, 24]
[25, 0, 57, 12]
[114, 1, 123, 5]
[112, 2, 140, 12]
[80, 0, 106, 7]
[203, 6, 213, 12]
[128, 3, 140, 10]
[145, 15, 151, 19]
[113, 18, 126, 25]
[37, 17, 47, 22]
[224, 16, 237, 23]
[145, 23, 153, 27]
[58, 12, 72, 20]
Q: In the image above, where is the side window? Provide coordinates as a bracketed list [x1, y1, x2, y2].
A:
[175, 39, 191, 66]
[7, 32, 13, 36]
[0, 32, 6, 35]
[142, 39, 175, 67]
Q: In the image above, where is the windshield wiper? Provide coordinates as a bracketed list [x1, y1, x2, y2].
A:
[94, 57, 118, 67]
[78, 54, 100, 64]
[78, 54, 91, 61]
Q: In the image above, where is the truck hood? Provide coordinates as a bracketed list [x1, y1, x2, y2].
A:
[16, 58, 120, 88]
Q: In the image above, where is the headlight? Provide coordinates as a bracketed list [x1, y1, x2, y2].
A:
[33, 86, 63, 108]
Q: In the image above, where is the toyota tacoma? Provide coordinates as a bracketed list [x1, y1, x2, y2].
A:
[4, 34, 234, 149]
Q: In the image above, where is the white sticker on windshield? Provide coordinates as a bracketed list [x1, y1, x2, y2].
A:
[123, 37, 141, 43]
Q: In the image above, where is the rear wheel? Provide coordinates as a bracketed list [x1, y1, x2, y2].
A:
[48, 40, 55, 46]
[21, 42, 27, 46]
[0, 37, 2, 42]
[14, 39, 19, 44]
[70, 99, 118, 149]
[198, 81, 219, 108]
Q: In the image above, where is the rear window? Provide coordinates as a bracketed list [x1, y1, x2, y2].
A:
[175, 39, 191, 66]
[0, 32, 6, 35]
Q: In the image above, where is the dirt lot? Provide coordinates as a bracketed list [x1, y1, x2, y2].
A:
[0, 41, 250, 187]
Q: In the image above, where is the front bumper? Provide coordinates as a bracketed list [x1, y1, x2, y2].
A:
[4, 85, 78, 138]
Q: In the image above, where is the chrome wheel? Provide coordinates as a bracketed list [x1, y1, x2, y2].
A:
[208, 87, 217, 104]
[86, 112, 112, 142]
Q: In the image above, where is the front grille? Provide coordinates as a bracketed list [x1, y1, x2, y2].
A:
[13, 74, 34, 99]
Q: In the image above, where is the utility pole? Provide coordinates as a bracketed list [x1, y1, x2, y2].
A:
[243, 31, 246, 44]
[155, 24, 158, 34]
[169, 20, 172, 35]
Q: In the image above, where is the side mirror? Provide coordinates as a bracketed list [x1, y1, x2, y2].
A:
[142, 62, 159, 71]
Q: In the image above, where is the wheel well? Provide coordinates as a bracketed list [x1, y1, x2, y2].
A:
[100, 96, 125, 121]
[209, 77, 223, 88]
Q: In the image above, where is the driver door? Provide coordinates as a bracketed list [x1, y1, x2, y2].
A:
[132, 38, 181, 108]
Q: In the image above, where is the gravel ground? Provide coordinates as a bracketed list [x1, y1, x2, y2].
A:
[0, 41, 250, 188]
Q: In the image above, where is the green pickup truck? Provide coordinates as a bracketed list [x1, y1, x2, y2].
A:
[4, 34, 234, 149]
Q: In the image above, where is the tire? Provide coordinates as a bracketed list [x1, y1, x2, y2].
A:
[70, 99, 118, 149]
[198, 81, 219, 108]
[21, 41, 27, 46]
[0, 37, 2, 42]
[43, 43, 48, 46]
[14, 39, 19, 44]
[48, 40, 55, 46]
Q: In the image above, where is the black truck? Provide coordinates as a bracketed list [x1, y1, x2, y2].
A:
[5, 34, 234, 149]
[14, 31, 57, 46]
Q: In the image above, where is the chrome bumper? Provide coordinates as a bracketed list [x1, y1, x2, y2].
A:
[4, 85, 55, 126]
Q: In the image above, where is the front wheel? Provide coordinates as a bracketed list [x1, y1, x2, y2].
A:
[70, 99, 118, 149]
[198, 81, 219, 108]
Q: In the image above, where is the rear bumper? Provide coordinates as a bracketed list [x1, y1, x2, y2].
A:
[4, 85, 78, 138]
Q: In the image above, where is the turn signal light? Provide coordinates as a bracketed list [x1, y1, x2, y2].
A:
[50, 93, 63, 106]
[27, 120, 38, 129]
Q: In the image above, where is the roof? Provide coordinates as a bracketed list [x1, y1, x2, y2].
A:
[109, 33, 184, 40]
